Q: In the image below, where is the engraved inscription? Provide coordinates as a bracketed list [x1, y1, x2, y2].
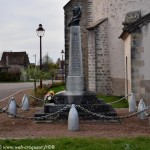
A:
[70, 27, 82, 75]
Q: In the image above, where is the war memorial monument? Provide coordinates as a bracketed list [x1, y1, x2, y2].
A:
[36, 6, 116, 120]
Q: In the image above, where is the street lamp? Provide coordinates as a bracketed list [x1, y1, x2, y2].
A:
[36, 24, 45, 88]
[61, 50, 65, 82]
[33, 54, 37, 92]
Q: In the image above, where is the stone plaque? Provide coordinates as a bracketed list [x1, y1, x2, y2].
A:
[68, 26, 83, 76]
[66, 6, 84, 94]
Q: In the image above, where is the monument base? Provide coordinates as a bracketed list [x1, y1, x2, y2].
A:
[66, 76, 84, 91]
[34, 91, 117, 120]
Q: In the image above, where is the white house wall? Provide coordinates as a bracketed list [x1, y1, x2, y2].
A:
[124, 35, 132, 96]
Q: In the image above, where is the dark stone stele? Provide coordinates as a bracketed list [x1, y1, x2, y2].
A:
[34, 91, 117, 120]
[34, 6, 117, 121]
[44, 92, 117, 120]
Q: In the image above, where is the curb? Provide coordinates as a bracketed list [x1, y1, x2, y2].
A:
[0, 89, 30, 102]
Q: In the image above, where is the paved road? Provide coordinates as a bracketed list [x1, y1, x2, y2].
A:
[0, 80, 52, 100]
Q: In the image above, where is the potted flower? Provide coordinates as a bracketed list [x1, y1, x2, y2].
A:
[44, 90, 55, 103]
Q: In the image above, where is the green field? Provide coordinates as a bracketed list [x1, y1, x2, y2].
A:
[0, 137, 150, 150]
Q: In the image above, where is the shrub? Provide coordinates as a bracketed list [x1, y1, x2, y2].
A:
[30, 86, 48, 107]
[35, 82, 65, 98]
[34, 87, 48, 99]
[0, 72, 21, 82]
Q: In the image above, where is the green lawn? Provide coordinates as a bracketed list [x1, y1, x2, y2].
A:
[50, 85, 65, 94]
[99, 95, 129, 108]
[0, 137, 150, 150]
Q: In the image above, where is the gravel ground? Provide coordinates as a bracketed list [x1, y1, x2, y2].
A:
[0, 89, 150, 139]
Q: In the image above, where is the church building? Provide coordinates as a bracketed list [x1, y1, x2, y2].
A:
[64, 0, 150, 104]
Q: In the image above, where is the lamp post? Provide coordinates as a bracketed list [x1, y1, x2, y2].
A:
[36, 24, 45, 88]
[33, 54, 37, 92]
[61, 50, 65, 82]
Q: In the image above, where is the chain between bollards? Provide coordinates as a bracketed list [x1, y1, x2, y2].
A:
[0, 105, 71, 120]
[75, 105, 150, 120]
[1, 104, 150, 121]
[27, 94, 45, 102]
[107, 93, 131, 105]
[1, 94, 150, 121]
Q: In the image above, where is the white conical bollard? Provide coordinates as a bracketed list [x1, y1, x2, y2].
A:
[68, 104, 79, 131]
[138, 99, 147, 120]
[22, 94, 29, 111]
[128, 93, 137, 112]
[8, 97, 17, 117]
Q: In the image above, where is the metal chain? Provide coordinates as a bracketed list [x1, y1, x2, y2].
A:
[0, 99, 12, 112]
[1, 95, 44, 111]
[75, 105, 116, 120]
[16, 95, 28, 108]
[144, 111, 150, 117]
[0, 105, 71, 120]
[118, 106, 150, 119]
[1, 95, 27, 110]
[75, 105, 150, 120]
[107, 93, 131, 105]
[27, 94, 44, 102]
[1, 101, 150, 121]
[16, 104, 22, 108]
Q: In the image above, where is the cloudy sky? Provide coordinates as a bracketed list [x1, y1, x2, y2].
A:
[0, 0, 69, 64]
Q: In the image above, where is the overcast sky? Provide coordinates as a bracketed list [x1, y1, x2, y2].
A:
[0, 0, 70, 64]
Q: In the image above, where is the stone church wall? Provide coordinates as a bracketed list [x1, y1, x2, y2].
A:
[88, 29, 96, 91]
[95, 20, 111, 95]
[90, 0, 150, 95]
[140, 23, 150, 105]
[64, 0, 150, 96]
